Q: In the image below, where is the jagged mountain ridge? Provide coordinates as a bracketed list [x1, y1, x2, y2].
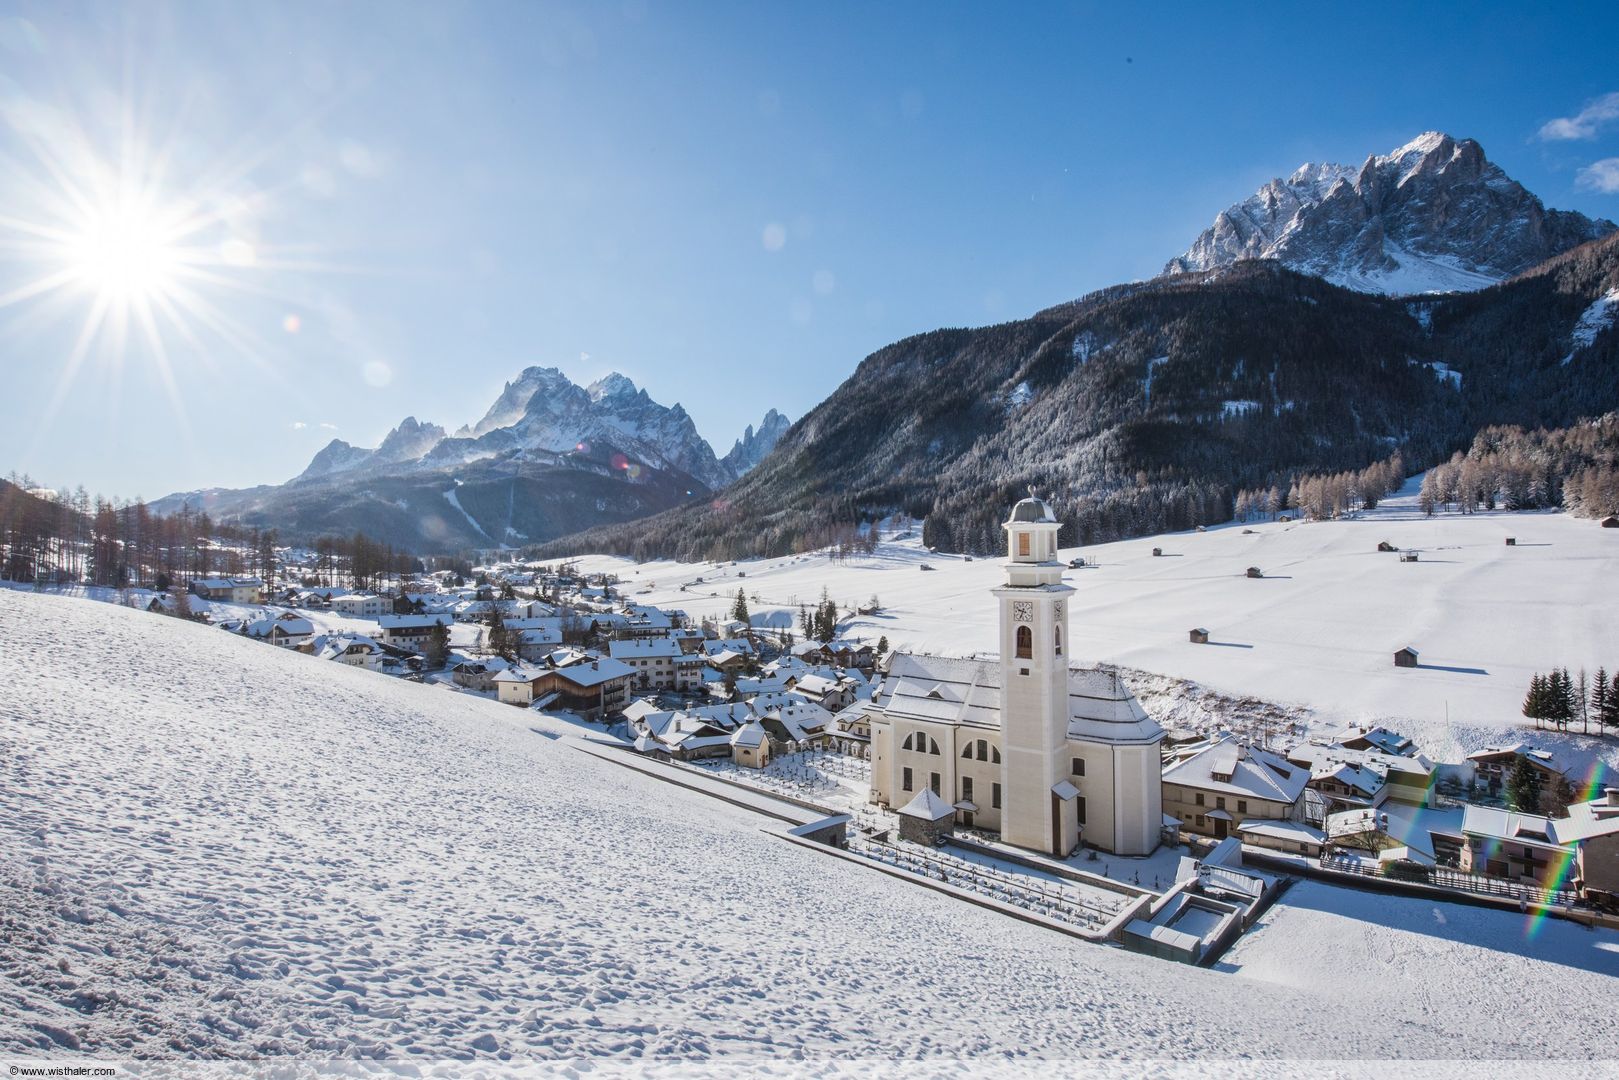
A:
[542, 231, 1619, 562]
[154, 369, 786, 550]
[721, 408, 792, 476]
[1164, 132, 1616, 295]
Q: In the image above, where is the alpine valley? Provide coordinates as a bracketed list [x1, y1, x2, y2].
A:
[160, 132, 1619, 560]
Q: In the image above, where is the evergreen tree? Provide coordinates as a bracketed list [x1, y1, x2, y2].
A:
[1592, 666, 1610, 732]
[731, 587, 750, 625]
[424, 622, 451, 670]
[1507, 755, 1543, 814]
[1522, 673, 1547, 728]
[1603, 670, 1619, 732]
[488, 608, 514, 661]
[1554, 668, 1577, 730]
[877, 635, 889, 655]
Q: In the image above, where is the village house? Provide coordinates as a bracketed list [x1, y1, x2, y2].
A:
[1161, 736, 1310, 842]
[329, 593, 392, 618]
[493, 653, 634, 722]
[862, 495, 1165, 856]
[516, 628, 564, 662]
[758, 700, 836, 750]
[244, 613, 315, 650]
[1458, 805, 1571, 887]
[1559, 789, 1619, 902]
[1236, 818, 1325, 858]
[1283, 741, 1437, 812]
[1466, 744, 1572, 803]
[375, 613, 453, 652]
[310, 633, 390, 669]
[189, 576, 265, 604]
[450, 657, 510, 692]
[609, 637, 704, 691]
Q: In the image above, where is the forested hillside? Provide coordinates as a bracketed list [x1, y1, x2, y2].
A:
[541, 233, 1619, 561]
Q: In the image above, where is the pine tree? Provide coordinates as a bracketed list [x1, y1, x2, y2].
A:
[877, 635, 889, 655]
[1555, 668, 1577, 730]
[1602, 670, 1619, 732]
[424, 622, 450, 670]
[1522, 673, 1546, 728]
[731, 588, 750, 625]
[488, 608, 513, 661]
[1592, 667, 1610, 732]
[1507, 755, 1543, 814]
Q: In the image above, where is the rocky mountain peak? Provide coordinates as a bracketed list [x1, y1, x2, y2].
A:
[1164, 132, 1617, 295]
[721, 408, 792, 477]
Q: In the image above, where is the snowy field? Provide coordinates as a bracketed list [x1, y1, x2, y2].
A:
[5, 588, 1619, 1067]
[572, 480, 1619, 772]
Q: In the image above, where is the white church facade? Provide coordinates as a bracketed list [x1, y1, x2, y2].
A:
[863, 495, 1165, 857]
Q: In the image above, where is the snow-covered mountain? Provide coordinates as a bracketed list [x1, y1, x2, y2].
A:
[289, 367, 743, 490]
[721, 408, 792, 477]
[1163, 132, 1616, 294]
[157, 367, 786, 550]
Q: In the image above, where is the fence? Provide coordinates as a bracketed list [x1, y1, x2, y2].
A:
[1320, 852, 1579, 907]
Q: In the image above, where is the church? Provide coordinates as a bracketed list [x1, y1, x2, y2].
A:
[863, 494, 1165, 857]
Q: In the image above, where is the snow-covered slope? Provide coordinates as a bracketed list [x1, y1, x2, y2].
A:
[572, 478, 1619, 769]
[5, 581, 1619, 1061]
[5, 590, 1618, 1061]
[1164, 132, 1616, 294]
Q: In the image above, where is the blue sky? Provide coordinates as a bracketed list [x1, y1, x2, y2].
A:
[2, 0, 1618, 500]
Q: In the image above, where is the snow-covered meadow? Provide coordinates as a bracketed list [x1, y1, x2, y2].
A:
[4, 587, 1619, 1065]
[573, 482, 1619, 771]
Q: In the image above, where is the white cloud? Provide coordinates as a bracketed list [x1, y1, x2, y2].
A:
[1575, 157, 1619, 194]
[320, 422, 339, 431]
[1539, 92, 1619, 141]
[290, 420, 307, 430]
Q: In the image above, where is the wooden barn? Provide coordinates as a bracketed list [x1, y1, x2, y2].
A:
[1246, 566, 1263, 579]
[1602, 516, 1619, 529]
[1505, 537, 1517, 546]
[1400, 552, 1419, 563]
[1377, 541, 1397, 553]
[1394, 647, 1419, 669]
[1189, 628, 1210, 644]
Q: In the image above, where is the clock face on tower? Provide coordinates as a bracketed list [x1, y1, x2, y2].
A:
[1012, 601, 1033, 622]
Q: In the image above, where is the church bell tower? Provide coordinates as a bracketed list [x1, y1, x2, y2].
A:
[992, 492, 1077, 855]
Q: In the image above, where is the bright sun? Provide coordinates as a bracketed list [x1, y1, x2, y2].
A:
[64, 200, 184, 304]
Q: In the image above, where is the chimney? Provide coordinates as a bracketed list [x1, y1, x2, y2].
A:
[1607, 788, 1619, 808]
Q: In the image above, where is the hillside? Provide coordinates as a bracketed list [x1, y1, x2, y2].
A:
[547, 232, 1619, 562]
[567, 478, 1619, 772]
[5, 576, 1619, 1060]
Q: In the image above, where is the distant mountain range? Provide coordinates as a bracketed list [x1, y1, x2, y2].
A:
[155, 131, 1619, 558]
[1163, 132, 1615, 294]
[152, 369, 787, 551]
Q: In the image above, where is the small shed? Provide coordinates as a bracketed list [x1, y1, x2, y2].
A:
[1602, 516, 1619, 529]
[1189, 627, 1210, 644]
[1277, 514, 1294, 523]
[1400, 552, 1419, 563]
[1377, 541, 1397, 553]
[897, 788, 955, 846]
[1195, 525, 1207, 533]
[1152, 547, 1163, 557]
[1504, 537, 1516, 547]
[1246, 566, 1263, 579]
[1393, 646, 1419, 668]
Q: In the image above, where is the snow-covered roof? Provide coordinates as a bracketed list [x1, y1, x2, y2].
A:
[1460, 804, 1567, 850]
[897, 788, 955, 821]
[1237, 819, 1324, 845]
[1556, 793, 1619, 843]
[872, 653, 1163, 747]
[1006, 495, 1056, 524]
[730, 722, 768, 749]
[1162, 736, 1308, 804]
[609, 638, 684, 659]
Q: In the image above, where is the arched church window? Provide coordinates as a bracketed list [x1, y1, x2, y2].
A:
[1016, 625, 1032, 659]
[902, 733, 915, 752]
[1055, 625, 1063, 656]
[929, 737, 941, 755]
[962, 744, 973, 759]
[992, 745, 1002, 763]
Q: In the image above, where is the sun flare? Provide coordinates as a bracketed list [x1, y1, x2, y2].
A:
[63, 198, 185, 305]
